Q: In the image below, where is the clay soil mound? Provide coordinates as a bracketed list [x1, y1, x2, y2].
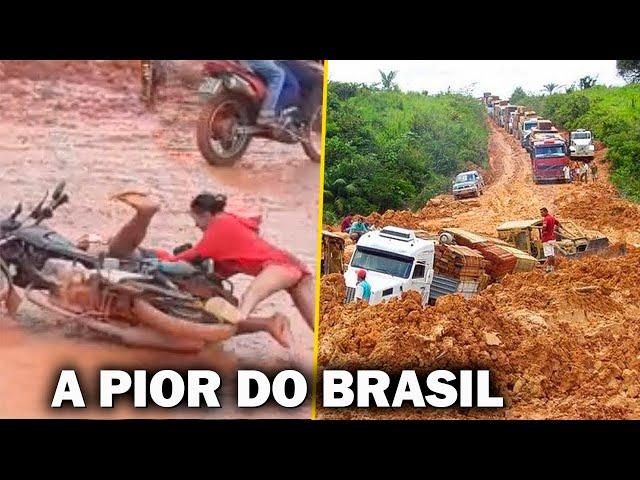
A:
[318, 250, 640, 419]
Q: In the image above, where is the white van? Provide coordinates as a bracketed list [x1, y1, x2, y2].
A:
[344, 226, 435, 306]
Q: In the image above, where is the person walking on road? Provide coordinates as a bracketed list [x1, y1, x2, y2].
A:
[580, 162, 589, 183]
[591, 162, 598, 181]
[563, 163, 571, 183]
[540, 207, 561, 274]
[570, 161, 580, 183]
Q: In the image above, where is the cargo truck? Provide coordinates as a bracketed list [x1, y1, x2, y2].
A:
[568, 129, 595, 162]
[343, 227, 435, 306]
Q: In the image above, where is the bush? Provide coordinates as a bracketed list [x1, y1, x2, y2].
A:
[323, 82, 489, 222]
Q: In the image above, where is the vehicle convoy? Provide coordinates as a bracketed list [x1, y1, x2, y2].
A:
[0, 183, 244, 352]
[196, 60, 323, 166]
[496, 219, 610, 261]
[517, 113, 538, 142]
[343, 227, 435, 306]
[452, 170, 485, 200]
[568, 129, 595, 162]
[504, 106, 518, 133]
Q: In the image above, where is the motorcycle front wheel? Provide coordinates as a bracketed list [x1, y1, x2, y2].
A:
[301, 104, 322, 163]
[196, 92, 255, 166]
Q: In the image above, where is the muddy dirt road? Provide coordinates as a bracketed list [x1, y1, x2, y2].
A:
[319, 121, 640, 420]
[0, 61, 319, 418]
[365, 122, 640, 245]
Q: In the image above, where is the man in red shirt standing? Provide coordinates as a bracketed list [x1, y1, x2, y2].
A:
[540, 207, 561, 273]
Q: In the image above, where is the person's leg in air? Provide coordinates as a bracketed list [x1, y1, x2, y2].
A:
[107, 192, 159, 258]
[246, 60, 285, 125]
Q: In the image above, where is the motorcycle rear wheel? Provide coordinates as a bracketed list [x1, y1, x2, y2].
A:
[196, 92, 255, 166]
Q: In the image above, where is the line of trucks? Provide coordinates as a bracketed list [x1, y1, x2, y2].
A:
[482, 93, 595, 184]
[321, 93, 613, 307]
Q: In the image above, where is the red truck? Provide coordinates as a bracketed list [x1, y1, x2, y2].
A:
[530, 137, 568, 183]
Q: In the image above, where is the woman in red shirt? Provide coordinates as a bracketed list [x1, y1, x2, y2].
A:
[103, 192, 314, 341]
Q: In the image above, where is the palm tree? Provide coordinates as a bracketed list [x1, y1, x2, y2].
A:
[543, 83, 559, 94]
[379, 70, 398, 91]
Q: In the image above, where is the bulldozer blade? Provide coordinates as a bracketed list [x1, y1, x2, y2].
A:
[587, 237, 610, 252]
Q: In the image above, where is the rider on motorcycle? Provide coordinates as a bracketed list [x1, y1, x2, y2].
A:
[244, 60, 286, 126]
[244, 60, 322, 126]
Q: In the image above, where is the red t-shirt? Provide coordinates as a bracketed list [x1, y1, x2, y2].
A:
[155, 212, 308, 279]
[341, 215, 353, 232]
[541, 214, 558, 242]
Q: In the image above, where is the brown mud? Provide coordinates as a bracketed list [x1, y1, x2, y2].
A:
[319, 122, 640, 419]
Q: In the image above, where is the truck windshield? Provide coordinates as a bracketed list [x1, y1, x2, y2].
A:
[351, 246, 413, 279]
[534, 145, 565, 158]
[524, 121, 537, 131]
[572, 132, 591, 140]
[455, 173, 475, 183]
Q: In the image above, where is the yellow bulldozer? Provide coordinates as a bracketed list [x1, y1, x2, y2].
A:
[496, 219, 611, 261]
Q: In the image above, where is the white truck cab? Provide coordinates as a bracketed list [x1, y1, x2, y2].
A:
[344, 226, 435, 306]
[569, 129, 595, 159]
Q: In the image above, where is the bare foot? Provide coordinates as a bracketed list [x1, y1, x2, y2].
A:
[111, 191, 159, 214]
[267, 313, 293, 349]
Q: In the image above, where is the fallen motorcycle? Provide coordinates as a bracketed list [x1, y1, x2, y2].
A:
[0, 183, 242, 352]
[196, 60, 323, 166]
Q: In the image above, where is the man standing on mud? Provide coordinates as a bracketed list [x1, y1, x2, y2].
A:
[540, 207, 561, 273]
[355, 269, 371, 303]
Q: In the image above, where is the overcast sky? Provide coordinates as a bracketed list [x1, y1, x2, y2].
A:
[328, 61, 624, 98]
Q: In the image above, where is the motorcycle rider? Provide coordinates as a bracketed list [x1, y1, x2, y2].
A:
[244, 60, 286, 126]
[244, 60, 322, 127]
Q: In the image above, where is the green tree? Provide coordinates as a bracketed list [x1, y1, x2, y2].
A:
[509, 86, 527, 104]
[579, 75, 598, 90]
[543, 83, 560, 95]
[616, 60, 640, 84]
[378, 70, 399, 91]
[323, 81, 489, 222]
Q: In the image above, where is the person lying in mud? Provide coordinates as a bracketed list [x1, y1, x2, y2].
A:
[78, 191, 314, 348]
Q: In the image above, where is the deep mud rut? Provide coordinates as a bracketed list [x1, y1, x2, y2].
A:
[319, 121, 640, 420]
[0, 61, 319, 418]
